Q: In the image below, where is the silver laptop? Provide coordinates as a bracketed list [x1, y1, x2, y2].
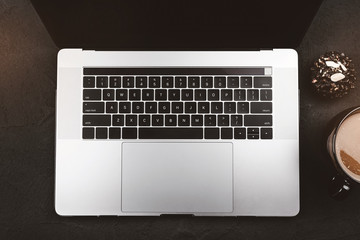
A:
[31, 0, 323, 216]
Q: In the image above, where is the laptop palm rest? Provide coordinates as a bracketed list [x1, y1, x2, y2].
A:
[121, 142, 233, 214]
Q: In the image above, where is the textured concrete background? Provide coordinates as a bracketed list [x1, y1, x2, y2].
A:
[1, 0, 360, 239]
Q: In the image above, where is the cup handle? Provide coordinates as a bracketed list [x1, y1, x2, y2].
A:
[329, 174, 351, 200]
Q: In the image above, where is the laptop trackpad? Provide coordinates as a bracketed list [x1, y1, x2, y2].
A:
[121, 142, 233, 213]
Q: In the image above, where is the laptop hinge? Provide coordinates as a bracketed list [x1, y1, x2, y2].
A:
[83, 47, 268, 51]
[260, 48, 273, 51]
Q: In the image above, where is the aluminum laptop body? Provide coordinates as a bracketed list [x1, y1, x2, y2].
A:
[30, 0, 323, 216]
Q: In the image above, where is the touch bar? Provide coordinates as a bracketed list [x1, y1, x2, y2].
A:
[83, 68, 265, 76]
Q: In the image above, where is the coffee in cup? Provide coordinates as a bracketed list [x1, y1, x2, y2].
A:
[334, 112, 360, 182]
[327, 106, 360, 199]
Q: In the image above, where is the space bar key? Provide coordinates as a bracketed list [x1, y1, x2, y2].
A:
[139, 128, 203, 139]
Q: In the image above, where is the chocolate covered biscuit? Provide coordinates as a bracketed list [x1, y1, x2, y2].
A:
[311, 51, 356, 98]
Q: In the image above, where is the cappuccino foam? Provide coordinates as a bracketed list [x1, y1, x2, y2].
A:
[335, 112, 360, 182]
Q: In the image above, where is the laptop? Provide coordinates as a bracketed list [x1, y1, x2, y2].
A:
[31, 0, 323, 216]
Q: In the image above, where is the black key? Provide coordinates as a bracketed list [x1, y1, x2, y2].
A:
[181, 89, 193, 100]
[169, 89, 180, 100]
[83, 115, 111, 126]
[214, 77, 226, 88]
[247, 128, 259, 139]
[175, 77, 187, 88]
[142, 89, 154, 100]
[211, 102, 223, 113]
[208, 89, 219, 101]
[119, 102, 131, 113]
[241, 77, 252, 88]
[162, 76, 174, 88]
[261, 128, 273, 139]
[247, 89, 259, 101]
[165, 115, 177, 126]
[110, 76, 121, 88]
[152, 115, 164, 126]
[129, 89, 141, 100]
[116, 89, 128, 100]
[123, 76, 134, 88]
[159, 102, 171, 113]
[201, 77, 213, 88]
[221, 90, 232, 100]
[136, 76, 147, 88]
[188, 77, 200, 88]
[109, 128, 121, 139]
[172, 102, 183, 113]
[218, 115, 229, 126]
[231, 115, 242, 126]
[205, 128, 219, 139]
[83, 102, 104, 113]
[149, 76, 160, 88]
[195, 89, 206, 100]
[132, 102, 144, 113]
[96, 76, 108, 88]
[155, 89, 167, 100]
[248, 134, 259, 139]
[185, 102, 196, 113]
[254, 77, 272, 88]
[139, 128, 203, 139]
[251, 102, 272, 113]
[145, 102, 157, 113]
[227, 77, 239, 88]
[221, 128, 233, 139]
[112, 115, 124, 126]
[83, 89, 101, 100]
[204, 115, 216, 126]
[96, 128, 107, 139]
[126, 115, 137, 126]
[224, 102, 236, 113]
[83, 127, 94, 139]
[191, 115, 203, 126]
[234, 89, 246, 101]
[83, 76, 95, 88]
[248, 128, 259, 134]
[178, 115, 190, 126]
[103, 89, 115, 100]
[234, 128, 246, 139]
[106, 102, 118, 113]
[198, 102, 209, 113]
[260, 89, 272, 101]
[139, 115, 151, 126]
[244, 115, 272, 126]
[237, 102, 249, 113]
[122, 128, 137, 139]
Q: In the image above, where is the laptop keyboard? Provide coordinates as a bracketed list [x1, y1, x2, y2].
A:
[82, 68, 272, 140]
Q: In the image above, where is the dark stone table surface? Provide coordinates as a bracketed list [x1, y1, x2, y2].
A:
[1, 0, 360, 239]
